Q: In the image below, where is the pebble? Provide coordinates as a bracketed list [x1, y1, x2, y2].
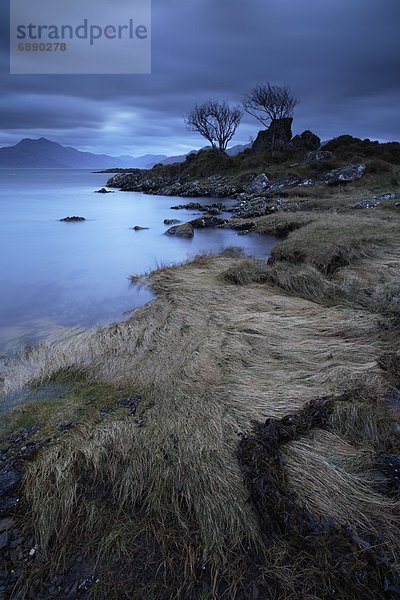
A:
[0, 517, 15, 532]
[0, 531, 9, 550]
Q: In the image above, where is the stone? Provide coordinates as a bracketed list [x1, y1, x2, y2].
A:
[0, 518, 15, 532]
[165, 223, 194, 238]
[245, 173, 270, 194]
[324, 163, 366, 184]
[60, 216, 86, 222]
[252, 118, 293, 152]
[163, 219, 181, 225]
[0, 469, 21, 497]
[291, 130, 321, 151]
[189, 216, 225, 229]
[0, 531, 9, 550]
[95, 188, 114, 194]
[130, 226, 149, 231]
[0, 497, 19, 517]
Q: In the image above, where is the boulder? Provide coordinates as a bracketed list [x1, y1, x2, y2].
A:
[245, 173, 270, 194]
[165, 223, 194, 238]
[324, 164, 366, 184]
[130, 226, 149, 230]
[95, 188, 114, 193]
[60, 216, 86, 222]
[291, 130, 321, 151]
[163, 219, 181, 225]
[252, 118, 293, 152]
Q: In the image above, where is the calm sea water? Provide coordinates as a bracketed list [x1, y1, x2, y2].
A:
[0, 169, 276, 355]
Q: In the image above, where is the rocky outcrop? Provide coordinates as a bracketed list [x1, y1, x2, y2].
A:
[291, 130, 321, 151]
[170, 202, 226, 213]
[107, 171, 238, 198]
[107, 156, 366, 203]
[164, 219, 181, 225]
[165, 223, 194, 238]
[95, 188, 114, 194]
[130, 226, 149, 230]
[252, 118, 293, 152]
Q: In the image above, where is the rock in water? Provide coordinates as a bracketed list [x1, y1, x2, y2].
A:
[130, 226, 149, 230]
[95, 188, 114, 193]
[60, 216, 86, 222]
[163, 219, 181, 225]
[165, 223, 194, 238]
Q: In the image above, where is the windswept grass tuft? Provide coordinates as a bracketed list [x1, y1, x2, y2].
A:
[270, 212, 400, 274]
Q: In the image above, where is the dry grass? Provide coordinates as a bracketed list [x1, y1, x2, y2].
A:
[0, 251, 396, 597]
[283, 429, 398, 535]
[269, 211, 400, 274]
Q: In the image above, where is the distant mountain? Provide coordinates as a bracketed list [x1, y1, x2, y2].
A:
[0, 138, 167, 169]
[152, 143, 250, 167]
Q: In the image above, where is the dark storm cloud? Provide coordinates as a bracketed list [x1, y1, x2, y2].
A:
[0, 0, 399, 154]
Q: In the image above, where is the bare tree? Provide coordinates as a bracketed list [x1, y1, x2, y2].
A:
[243, 83, 298, 128]
[185, 100, 242, 152]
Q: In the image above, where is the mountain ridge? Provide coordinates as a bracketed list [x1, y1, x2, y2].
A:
[0, 137, 167, 169]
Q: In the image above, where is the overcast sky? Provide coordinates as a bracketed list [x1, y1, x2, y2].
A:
[1, 0, 399, 156]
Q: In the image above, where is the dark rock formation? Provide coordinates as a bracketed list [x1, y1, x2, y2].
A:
[130, 226, 149, 231]
[59, 216, 86, 222]
[165, 223, 194, 238]
[252, 118, 293, 152]
[170, 202, 226, 212]
[245, 173, 270, 194]
[291, 130, 321, 151]
[164, 219, 181, 225]
[189, 216, 226, 228]
[95, 188, 114, 194]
